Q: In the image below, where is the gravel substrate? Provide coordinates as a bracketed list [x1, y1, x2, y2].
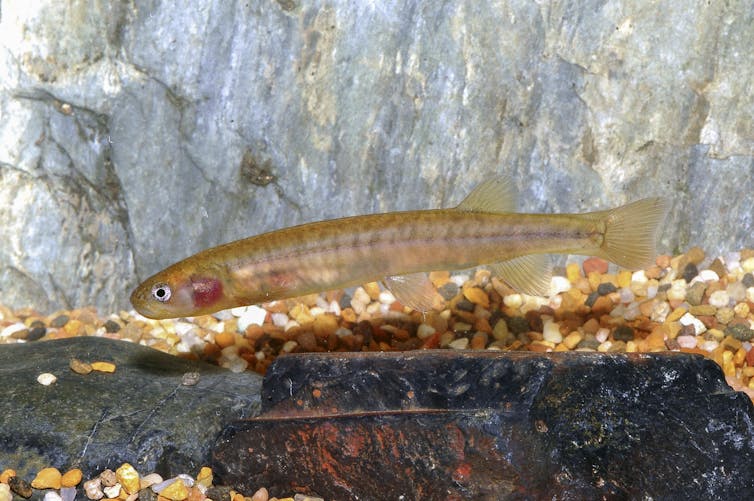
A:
[2, 247, 754, 500]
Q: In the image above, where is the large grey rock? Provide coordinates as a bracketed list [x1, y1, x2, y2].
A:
[0, 1, 752, 313]
[0, 337, 262, 484]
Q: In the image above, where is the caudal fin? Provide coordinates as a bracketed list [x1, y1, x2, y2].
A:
[596, 198, 669, 270]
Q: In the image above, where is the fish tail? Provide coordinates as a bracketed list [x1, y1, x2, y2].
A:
[594, 197, 670, 270]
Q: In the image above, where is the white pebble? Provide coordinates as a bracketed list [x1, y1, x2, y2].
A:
[227, 358, 249, 373]
[448, 337, 469, 350]
[699, 340, 719, 352]
[708, 290, 730, 308]
[619, 288, 635, 303]
[742, 257, 754, 273]
[549, 276, 571, 296]
[37, 373, 57, 386]
[140, 473, 163, 489]
[548, 295, 563, 310]
[334, 327, 353, 337]
[103, 484, 121, 499]
[83, 478, 103, 500]
[309, 306, 326, 317]
[646, 285, 658, 299]
[417, 324, 436, 339]
[542, 321, 563, 344]
[60, 487, 76, 501]
[0, 484, 10, 501]
[596, 328, 610, 343]
[152, 478, 176, 494]
[1, 322, 26, 338]
[329, 300, 342, 316]
[379, 291, 396, 304]
[631, 270, 648, 283]
[255, 351, 266, 361]
[503, 294, 523, 309]
[679, 312, 707, 334]
[271, 313, 289, 327]
[237, 305, 267, 331]
[597, 341, 613, 352]
[727, 282, 747, 302]
[666, 280, 687, 301]
[281, 340, 298, 353]
[284, 320, 300, 332]
[698, 269, 720, 282]
[450, 274, 470, 287]
[747, 287, 754, 303]
[623, 302, 641, 321]
[676, 335, 698, 349]
[650, 302, 670, 322]
[44, 492, 63, 501]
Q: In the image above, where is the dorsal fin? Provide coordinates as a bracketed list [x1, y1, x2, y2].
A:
[455, 175, 517, 213]
[488, 255, 552, 296]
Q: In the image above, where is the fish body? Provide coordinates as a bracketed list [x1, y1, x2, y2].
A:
[131, 178, 668, 319]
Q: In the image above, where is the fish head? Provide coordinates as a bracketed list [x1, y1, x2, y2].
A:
[130, 268, 225, 319]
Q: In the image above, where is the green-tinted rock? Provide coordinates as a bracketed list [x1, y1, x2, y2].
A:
[0, 337, 262, 488]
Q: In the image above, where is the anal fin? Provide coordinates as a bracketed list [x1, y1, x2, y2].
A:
[488, 255, 552, 297]
[383, 272, 439, 312]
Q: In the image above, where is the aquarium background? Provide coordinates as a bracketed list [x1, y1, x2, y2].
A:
[0, 0, 752, 314]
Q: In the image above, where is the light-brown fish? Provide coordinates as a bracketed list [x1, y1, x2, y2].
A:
[130, 177, 668, 319]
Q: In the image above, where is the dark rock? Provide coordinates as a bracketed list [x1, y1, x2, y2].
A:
[454, 299, 475, 312]
[743, 273, 754, 288]
[597, 282, 617, 296]
[682, 262, 699, 282]
[437, 282, 460, 301]
[507, 316, 529, 334]
[585, 291, 599, 307]
[27, 326, 46, 341]
[725, 324, 754, 341]
[0, 337, 262, 486]
[577, 335, 601, 350]
[104, 320, 121, 333]
[612, 325, 635, 342]
[213, 351, 754, 500]
[9, 476, 33, 498]
[49, 315, 69, 328]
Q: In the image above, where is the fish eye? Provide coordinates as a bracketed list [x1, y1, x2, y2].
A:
[151, 283, 172, 302]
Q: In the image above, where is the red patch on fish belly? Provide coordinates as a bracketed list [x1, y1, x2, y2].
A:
[191, 276, 223, 307]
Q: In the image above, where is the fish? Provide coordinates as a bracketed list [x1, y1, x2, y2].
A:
[130, 176, 668, 319]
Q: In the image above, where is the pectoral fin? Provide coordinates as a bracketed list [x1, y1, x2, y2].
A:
[383, 273, 438, 312]
[489, 255, 552, 297]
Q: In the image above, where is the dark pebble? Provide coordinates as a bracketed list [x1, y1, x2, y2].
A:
[679, 324, 697, 337]
[597, 283, 617, 296]
[665, 338, 681, 350]
[682, 263, 699, 282]
[50, 314, 69, 328]
[29, 320, 46, 329]
[206, 486, 233, 501]
[104, 319, 121, 333]
[352, 320, 374, 345]
[455, 299, 475, 312]
[585, 291, 599, 307]
[613, 325, 635, 342]
[508, 317, 529, 335]
[742, 273, 754, 288]
[437, 282, 460, 301]
[138, 488, 158, 501]
[524, 311, 543, 333]
[9, 476, 33, 498]
[577, 336, 601, 350]
[27, 326, 46, 341]
[657, 283, 672, 293]
[725, 324, 754, 341]
[339, 293, 353, 311]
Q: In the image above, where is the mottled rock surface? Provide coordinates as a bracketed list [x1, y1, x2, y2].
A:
[1, 1, 753, 312]
[0, 337, 262, 483]
[213, 351, 754, 499]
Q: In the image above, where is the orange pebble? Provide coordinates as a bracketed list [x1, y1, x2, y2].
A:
[214, 331, 236, 349]
[61, 468, 83, 487]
